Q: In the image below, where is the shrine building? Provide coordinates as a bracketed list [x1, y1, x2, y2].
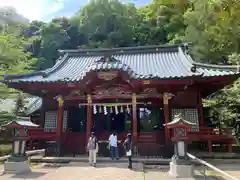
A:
[2, 44, 240, 156]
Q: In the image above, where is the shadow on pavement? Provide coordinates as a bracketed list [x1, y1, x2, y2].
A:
[11, 172, 46, 179]
[95, 163, 143, 172]
[66, 162, 144, 172]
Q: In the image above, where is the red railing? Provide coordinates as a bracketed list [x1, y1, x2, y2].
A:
[187, 127, 233, 142]
[28, 127, 233, 143]
[28, 128, 58, 140]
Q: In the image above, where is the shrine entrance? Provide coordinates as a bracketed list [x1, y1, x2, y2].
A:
[92, 106, 132, 136]
[89, 100, 134, 138]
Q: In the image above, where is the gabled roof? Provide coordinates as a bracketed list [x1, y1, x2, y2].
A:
[24, 97, 42, 115]
[1, 116, 39, 129]
[0, 97, 41, 114]
[3, 44, 240, 83]
[164, 114, 196, 127]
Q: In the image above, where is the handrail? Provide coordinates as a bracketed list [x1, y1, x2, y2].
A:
[0, 149, 45, 162]
[187, 153, 239, 180]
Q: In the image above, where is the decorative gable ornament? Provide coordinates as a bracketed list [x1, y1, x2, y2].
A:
[97, 55, 120, 63]
[97, 71, 118, 81]
[164, 114, 196, 128]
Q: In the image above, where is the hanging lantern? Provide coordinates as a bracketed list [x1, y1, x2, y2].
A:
[115, 106, 118, 114]
[120, 106, 124, 113]
[99, 106, 102, 113]
[93, 105, 97, 114]
[104, 106, 107, 115]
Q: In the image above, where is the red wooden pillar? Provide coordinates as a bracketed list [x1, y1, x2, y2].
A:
[56, 96, 64, 139]
[208, 140, 212, 153]
[198, 92, 205, 127]
[86, 94, 92, 144]
[29, 140, 33, 150]
[163, 93, 170, 143]
[228, 143, 232, 153]
[132, 93, 137, 144]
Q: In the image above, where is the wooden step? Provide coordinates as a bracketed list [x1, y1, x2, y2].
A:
[137, 143, 165, 156]
[138, 133, 157, 143]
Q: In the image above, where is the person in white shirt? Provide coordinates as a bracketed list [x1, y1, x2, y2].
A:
[108, 132, 119, 160]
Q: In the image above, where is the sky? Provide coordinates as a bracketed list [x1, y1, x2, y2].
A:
[0, 0, 151, 21]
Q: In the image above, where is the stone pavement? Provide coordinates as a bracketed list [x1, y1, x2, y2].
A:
[214, 164, 240, 178]
[0, 163, 221, 180]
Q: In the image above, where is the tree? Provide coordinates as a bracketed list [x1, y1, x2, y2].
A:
[135, 0, 190, 45]
[13, 93, 24, 116]
[0, 9, 37, 99]
[74, 0, 139, 48]
[184, 0, 240, 63]
[37, 17, 73, 69]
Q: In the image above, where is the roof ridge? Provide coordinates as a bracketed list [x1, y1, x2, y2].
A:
[3, 53, 69, 80]
[25, 97, 42, 115]
[3, 71, 45, 80]
[178, 47, 240, 73]
[193, 62, 240, 72]
[75, 56, 139, 80]
[58, 44, 186, 55]
[177, 47, 203, 75]
[43, 53, 69, 78]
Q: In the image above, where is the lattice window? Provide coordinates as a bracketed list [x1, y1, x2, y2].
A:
[171, 108, 199, 131]
[44, 111, 68, 132]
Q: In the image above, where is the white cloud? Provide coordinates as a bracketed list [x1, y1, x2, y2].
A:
[48, 0, 65, 13]
[0, 0, 66, 21]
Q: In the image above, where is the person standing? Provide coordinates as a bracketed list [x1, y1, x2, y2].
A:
[108, 132, 119, 160]
[87, 132, 98, 167]
[123, 133, 132, 169]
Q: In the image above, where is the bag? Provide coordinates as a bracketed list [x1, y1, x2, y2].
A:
[87, 137, 97, 150]
[126, 150, 132, 156]
[96, 143, 99, 153]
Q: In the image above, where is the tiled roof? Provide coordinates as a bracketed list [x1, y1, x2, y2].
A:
[2, 120, 39, 128]
[24, 97, 42, 115]
[0, 97, 41, 114]
[3, 44, 240, 83]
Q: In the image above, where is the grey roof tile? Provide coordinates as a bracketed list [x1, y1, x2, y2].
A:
[2, 120, 39, 128]
[24, 97, 42, 115]
[3, 45, 240, 83]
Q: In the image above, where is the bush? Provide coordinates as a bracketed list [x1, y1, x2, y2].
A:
[0, 143, 12, 156]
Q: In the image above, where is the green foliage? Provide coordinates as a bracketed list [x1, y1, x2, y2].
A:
[184, 0, 240, 63]
[76, 0, 139, 48]
[205, 54, 240, 126]
[0, 112, 15, 125]
[0, 143, 12, 156]
[13, 93, 24, 116]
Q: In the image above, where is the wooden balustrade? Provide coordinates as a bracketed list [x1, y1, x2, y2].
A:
[28, 128, 58, 140]
[186, 127, 233, 153]
[28, 127, 233, 142]
[27, 127, 234, 154]
[186, 127, 233, 142]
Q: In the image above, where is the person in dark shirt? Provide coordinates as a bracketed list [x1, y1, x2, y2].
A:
[123, 133, 132, 169]
[87, 132, 98, 167]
